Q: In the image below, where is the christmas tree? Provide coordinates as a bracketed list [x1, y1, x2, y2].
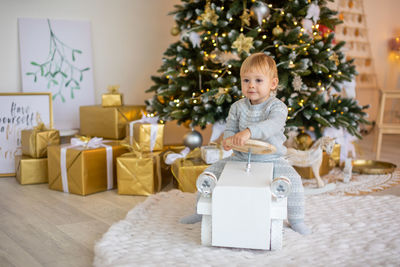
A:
[145, 0, 369, 138]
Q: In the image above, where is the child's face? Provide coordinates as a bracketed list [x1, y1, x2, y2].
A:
[241, 70, 278, 105]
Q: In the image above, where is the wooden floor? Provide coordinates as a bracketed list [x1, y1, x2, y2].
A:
[0, 133, 399, 267]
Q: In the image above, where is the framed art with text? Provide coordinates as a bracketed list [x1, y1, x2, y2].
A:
[0, 92, 53, 176]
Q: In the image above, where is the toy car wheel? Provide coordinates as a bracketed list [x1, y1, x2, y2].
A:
[270, 219, 283, 250]
[201, 215, 212, 246]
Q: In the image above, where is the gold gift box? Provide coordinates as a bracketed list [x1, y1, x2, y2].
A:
[160, 145, 186, 188]
[294, 151, 333, 179]
[80, 105, 144, 139]
[21, 129, 60, 158]
[47, 141, 129, 196]
[101, 93, 123, 107]
[171, 154, 209, 193]
[116, 151, 162, 196]
[15, 155, 48, 184]
[330, 144, 341, 167]
[126, 123, 164, 152]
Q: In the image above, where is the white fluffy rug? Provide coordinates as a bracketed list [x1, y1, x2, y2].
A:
[94, 190, 400, 266]
[303, 169, 400, 196]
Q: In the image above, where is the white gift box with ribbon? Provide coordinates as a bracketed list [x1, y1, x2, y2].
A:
[200, 145, 233, 164]
[201, 121, 232, 164]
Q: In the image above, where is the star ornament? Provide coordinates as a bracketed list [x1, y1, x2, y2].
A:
[200, 5, 219, 26]
[240, 10, 251, 26]
[232, 34, 254, 54]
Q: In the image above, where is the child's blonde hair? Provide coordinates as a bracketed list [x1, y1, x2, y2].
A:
[240, 52, 278, 80]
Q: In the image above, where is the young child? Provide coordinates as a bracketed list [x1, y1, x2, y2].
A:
[182, 52, 311, 235]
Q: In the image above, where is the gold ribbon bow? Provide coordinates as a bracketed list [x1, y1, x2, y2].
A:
[121, 140, 143, 159]
[33, 114, 48, 132]
[73, 135, 97, 149]
[185, 147, 201, 159]
[33, 122, 46, 131]
[209, 142, 224, 160]
[78, 135, 91, 142]
[107, 85, 120, 94]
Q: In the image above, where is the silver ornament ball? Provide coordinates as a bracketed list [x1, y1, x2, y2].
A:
[183, 130, 203, 150]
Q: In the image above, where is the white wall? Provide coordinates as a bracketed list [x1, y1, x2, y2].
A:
[0, 0, 180, 105]
[364, 0, 400, 90]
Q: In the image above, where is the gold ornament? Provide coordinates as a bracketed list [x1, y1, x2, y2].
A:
[295, 132, 313, 150]
[272, 25, 283, 36]
[157, 95, 165, 104]
[329, 52, 340, 66]
[199, 2, 219, 26]
[232, 33, 254, 54]
[171, 25, 180, 36]
[240, 10, 251, 26]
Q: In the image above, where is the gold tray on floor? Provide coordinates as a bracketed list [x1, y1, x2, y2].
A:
[352, 160, 397, 175]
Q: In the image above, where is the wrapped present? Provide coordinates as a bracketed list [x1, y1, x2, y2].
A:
[324, 127, 356, 163]
[160, 145, 186, 188]
[21, 123, 60, 158]
[330, 144, 341, 167]
[294, 151, 333, 179]
[102, 85, 123, 107]
[171, 149, 209, 193]
[200, 144, 233, 164]
[80, 105, 144, 139]
[15, 155, 48, 184]
[126, 115, 164, 152]
[116, 149, 162, 196]
[47, 137, 129, 196]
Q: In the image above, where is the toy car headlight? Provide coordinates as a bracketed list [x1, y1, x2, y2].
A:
[271, 176, 291, 199]
[196, 172, 217, 197]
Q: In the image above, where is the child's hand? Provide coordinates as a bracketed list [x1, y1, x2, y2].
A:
[222, 136, 233, 151]
[222, 129, 251, 150]
[232, 129, 251, 147]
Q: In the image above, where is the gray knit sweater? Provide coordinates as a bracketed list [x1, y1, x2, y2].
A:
[224, 96, 288, 161]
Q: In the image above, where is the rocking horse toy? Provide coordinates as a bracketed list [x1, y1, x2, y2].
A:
[196, 139, 291, 250]
[285, 136, 336, 192]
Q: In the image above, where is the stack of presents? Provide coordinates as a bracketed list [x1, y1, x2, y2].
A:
[14, 87, 224, 196]
[14, 87, 341, 196]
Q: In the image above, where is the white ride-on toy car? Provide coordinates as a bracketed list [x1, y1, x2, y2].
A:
[196, 139, 291, 250]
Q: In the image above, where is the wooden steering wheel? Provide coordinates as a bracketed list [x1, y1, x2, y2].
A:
[225, 139, 277, 155]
